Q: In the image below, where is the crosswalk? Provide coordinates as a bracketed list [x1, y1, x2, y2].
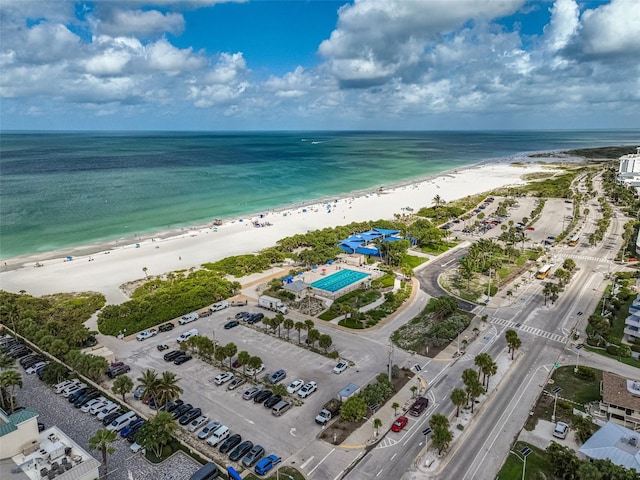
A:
[490, 318, 568, 344]
[558, 253, 611, 263]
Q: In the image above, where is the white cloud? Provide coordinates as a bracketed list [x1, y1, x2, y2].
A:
[187, 52, 249, 108]
[145, 38, 204, 74]
[91, 9, 185, 37]
[544, 0, 579, 52]
[568, 0, 640, 59]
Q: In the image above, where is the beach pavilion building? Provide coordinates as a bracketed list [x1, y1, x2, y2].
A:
[337, 228, 403, 257]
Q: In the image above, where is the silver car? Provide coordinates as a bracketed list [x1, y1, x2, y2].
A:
[242, 386, 261, 400]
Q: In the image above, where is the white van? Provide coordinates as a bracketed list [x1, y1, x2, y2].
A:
[272, 400, 291, 416]
[106, 411, 137, 432]
[179, 313, 200, 325]
[177, 328, 198, 343]
[205, 425, 229, 447]
[210, 301, 229, 312]
[62, 382, 87, 397]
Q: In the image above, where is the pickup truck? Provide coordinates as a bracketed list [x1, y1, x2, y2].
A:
[315, 398, 342, 425]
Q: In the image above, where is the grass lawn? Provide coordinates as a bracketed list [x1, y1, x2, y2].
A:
[401, 254, 428, 269]
[496, 442, 553, 480]
[420, 241, 458, 255]
[552, 366, 602, 406]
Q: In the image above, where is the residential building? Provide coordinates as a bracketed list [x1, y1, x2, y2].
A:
[579, 421, 640, 473]
[624, 293, 640, 343]
[598, 372, 640, 431]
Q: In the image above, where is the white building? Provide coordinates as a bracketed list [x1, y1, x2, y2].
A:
[619, 148, 640, 174]
[0, 407, 100, 480]
[625, 293, 640, 343]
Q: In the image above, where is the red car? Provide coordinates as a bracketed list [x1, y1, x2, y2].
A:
[391, 416, 408, 432]
[526, 227, 535, 230]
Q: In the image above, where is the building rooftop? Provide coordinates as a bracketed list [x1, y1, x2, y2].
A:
[6, 426, 100, 480]
[0, 407, 39, 437]
[602, 371, 640, 411]
[579, 421, 640, 472]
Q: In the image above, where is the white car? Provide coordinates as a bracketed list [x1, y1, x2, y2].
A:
[89, 400, 110, 415]
[81, 397, 105, 413]
[176, 328, 198, 343]
[97, 403, 120, 420]
[298, 381, 317, 398]
[286, 379, 305, 394]
[214, 372, 234, 385]
[333, 361, 348, 374]
[188, 415, 209, 433]
[26, 362, 48, 374]
[130, 442, 143, 453]
[136, 329, 157, 341]
[246, 364, 265, 376]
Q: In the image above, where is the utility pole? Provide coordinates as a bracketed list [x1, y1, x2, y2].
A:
[388, 341, 394, 383]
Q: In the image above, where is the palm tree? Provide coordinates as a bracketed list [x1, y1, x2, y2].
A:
[318, 334, 333, 353]
[237, 350, 251, 374]
[283, 318, 294, 340]
[474, 353, 492, 385]
[89, 429, 117, 480]
[373, 418, 382, 436]
[0, 353, 15, 371]
[304, 319, 314, 334]
[451, 388, 466, 417]
[505, 329, 521, 360]
[136, 411, 175, 458]
[142, 267, 148, 278]
[111, 375, 133, 402]
[392, 402, 400, 415]
[484, 360, 498, 391]
[247, 356, 263, 380]
[156, 371, 182, 406]
[294, 321, 304, 344]
[468, 381, 484, 413]
[307, 328, 320, 348]
[224, 343, 238, 369]
[136, 369, 159, 404]
[0, 369, 22, 413]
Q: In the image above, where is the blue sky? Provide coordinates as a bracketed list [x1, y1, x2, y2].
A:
[1, 0, 638, 130]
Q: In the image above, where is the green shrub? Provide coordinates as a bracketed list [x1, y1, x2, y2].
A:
[574, 366, 596, 381]
[606, 344, 620, 356]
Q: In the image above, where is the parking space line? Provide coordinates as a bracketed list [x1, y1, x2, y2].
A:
[300, 456, 315, 469]
[308, 448, 335, 475]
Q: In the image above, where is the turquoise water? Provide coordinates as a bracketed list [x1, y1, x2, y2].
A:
[311, 269, 371, 292]
[1, 130, 638, 259]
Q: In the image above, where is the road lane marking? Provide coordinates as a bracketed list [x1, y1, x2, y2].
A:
[308, 449, 335, 475]
[390, 453, 397, 461]
[376, 468, 384, 477]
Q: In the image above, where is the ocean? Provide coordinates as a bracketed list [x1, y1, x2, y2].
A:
[1, 130, 638, 260]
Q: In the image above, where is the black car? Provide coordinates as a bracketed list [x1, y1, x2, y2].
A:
[163, 350, 185, 362]
[224, 320, 239, 330]
[171, 403, 193, 420]
[8, 347, 31, 358]
[178, 407, 202, 425]
[158, 323, 175, 332]
[159, 399, 183, 413]
[242, 444, 265, 467]
[74, 390, 99, 408]
[174, 354, 193, 365]
[219, 434, 242, 454]
[102, 410, 122, 426]
[229, 440, 253, 461]
[235, 311, 249, 320]
[126, 423, 144, 443]
[264, 395, 282, 408]
[253, 390, 273, 403]
[248, 313, 264, 324]
[21, 356, 46, 369]
[38, 422, 45, 433]
[68, 387, 90, 403]
[106, 364, 130, 378]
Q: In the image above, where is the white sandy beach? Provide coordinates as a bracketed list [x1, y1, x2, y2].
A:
[0, 163, 551, 304]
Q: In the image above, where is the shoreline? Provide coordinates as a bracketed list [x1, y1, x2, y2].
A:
[0, 155, 550, 269]
[0, 158, 572, 304]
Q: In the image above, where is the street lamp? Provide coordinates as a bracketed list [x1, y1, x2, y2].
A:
[422, 427, 432, 450]
[551, 386, 562, 422]
[510, 446, 532, 480]
[574, 344, 583, 373]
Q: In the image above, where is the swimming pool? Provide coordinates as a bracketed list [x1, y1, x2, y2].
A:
[311, 269, 371, 293]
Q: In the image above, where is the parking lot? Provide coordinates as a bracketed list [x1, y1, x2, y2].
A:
[114, 307, 379, 464]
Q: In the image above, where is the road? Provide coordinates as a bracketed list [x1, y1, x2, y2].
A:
[344, 173, 632, 480]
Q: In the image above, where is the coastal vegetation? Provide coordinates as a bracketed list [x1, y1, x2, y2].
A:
[391, 296, 472, 355]
[97, 269, 240, 336]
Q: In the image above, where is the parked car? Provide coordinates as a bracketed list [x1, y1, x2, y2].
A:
[188, 415, 209, 433]
[264, 395, 282, 408]
[198, 421, 221, 440]
[553, 421, 569, 439]
[247, 313, 264, 324]
[214, 372, 234, 385]
[102, 410, 123, 426]
[133, 386, 146, 400]
[120, 418, 145, 438]
[286, 379, 304, 394]
[171, 403, 193, 420]
[136, 329, 157, 341]
[158, 322, 175, 332]
[253, 390, 273, 403]
[227, 378, 246, 390]
[242, 387, 261, 400]
[255, 454, 281, 475]
[268, 369, 286, 384]
[219, 434, 242, 454]
[298, 381, 317, 398]
[176, 329, 198, 343]
[229, 440, 253, 461]
[332, 361, 348, 374]
[26, 361, 49, 374]
[409, 397, 429, 416]
[157, 344, 170, 351]
[224, 320, 239, 330]
[235, 311, 249, 319]
[97, 403, 120, 420]
[163, 350, 185, 362]
[174, 354, 193, 365]
[107, 364, 131, 378]
[242, 444, 265, 467]
[179, 408, 202, 426]
[178, 313, 199, 325]
[89, 400, 110, 415]
[159, 399, 183, 413]
[246, 364, 265, 376]
[391, 416, 409, 432]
